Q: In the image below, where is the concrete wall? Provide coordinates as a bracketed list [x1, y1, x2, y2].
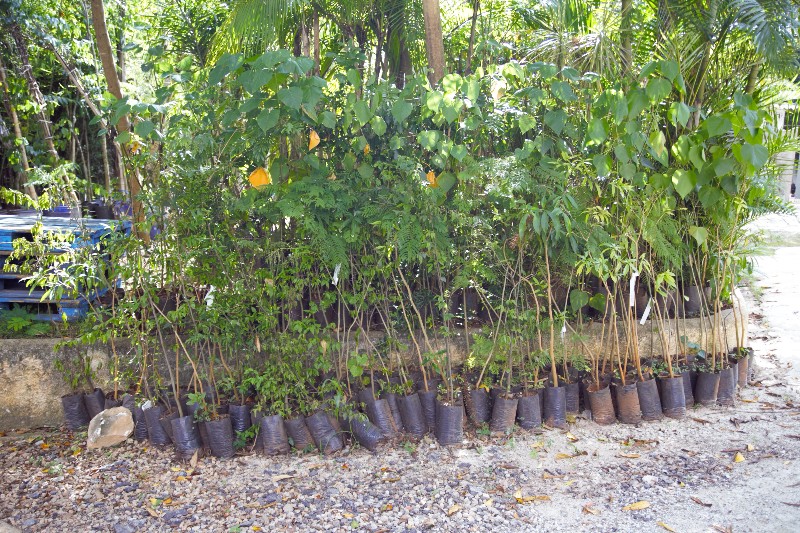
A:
[0, 294, 747, 431]
[0, 339, 110, 431]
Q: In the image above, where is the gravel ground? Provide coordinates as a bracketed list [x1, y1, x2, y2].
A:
[2, 209, 800, 533]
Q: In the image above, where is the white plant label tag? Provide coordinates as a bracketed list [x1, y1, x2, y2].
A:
[639, 299, 652, 325]
[332, 263, 341, 286]
[141, 400, 152, 411]
[629, 272, 639, 307]
[561, 323, 566, 340]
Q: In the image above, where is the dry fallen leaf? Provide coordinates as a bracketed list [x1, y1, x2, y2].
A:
[657, 521, 676, 532]
[484, 498, 494, 507]
[582, 503, 600, 515]
[622, 500, 650, 511]
[514, 490, 550, 503]
[746, 444, 755, 452]
[566, 432, 579, 442]
[542, 472, 565, 479]
[381, 503, 393, 512]
[189, 450, 199, 469]
[691, 496, 712, 507]
[145, 507, 161, 518]
[343, 512, 354, 519]
[618, 453, 641, 459]
[556, 451, 587, 460]
[272, 474, 295, 482]
[532, 441, 545, 449]
[734, 452, 745, 463]
[447, 504, 461, 516]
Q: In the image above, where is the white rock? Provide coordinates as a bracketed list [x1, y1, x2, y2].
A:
[87, 407, 134, 449]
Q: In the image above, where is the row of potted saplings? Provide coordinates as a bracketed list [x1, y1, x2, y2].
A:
[61, 348, 753, 458]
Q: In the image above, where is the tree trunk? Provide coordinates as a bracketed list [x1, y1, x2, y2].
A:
[0, 57, 38, 200]
[313, 11, 320, 75]
[421, 0, 446, 85]
[386, 0, 413, 88]
[90, 0, 147, 240]
[745, 61, 761, 95]
[620, 0, 632, 77]
[9, 23, 77, 204]
[466, 0, 480, 75]
[116, 0, 126, 82]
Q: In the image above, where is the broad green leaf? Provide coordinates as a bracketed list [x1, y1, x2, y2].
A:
[704, 115, 732, 137]
[391, 100, 413, 123]
[689, 226, 708, 246]
[441, 101, 462, 123]
[370, 116, 387, 136]
[450, 144, 468, 161]
[593, 154, 611, 177]
[712, 157, 736, 177]
[257, 109, 280, 132]
[649, 131, 668, 165]
[277, 87, 303, 110]
[672, 169, 696, 198]
[660, 60, 679, 82]
[426, 91, 443, 112]
[736, 143, 769, 170]
[570, 289, 590, 312]
[353, 101, 372, 126]
[134, 120, 155, 138]
[588, 118, 608, 144]
[437, 172, 457, 192]
[208, 53, 243, 85]
[669, 102, 691, 127]
[620, 162, 636, 180]
[698, 185, 723, 208]
[464, 78, 480, 102]
[320, 110, 336, 129]
[721, 175, 740, 195]
[417, 130, 442, 150]
[671, 135, 690, 163]
[589, 293, 607, 312]
[614, 144, 630, 164]
[544, 109, 567, 134]
[551, 80, 577, 102]
[519, 114, 536, 134]
[646, 78, 672, 102]
[627, 88, 649, 118]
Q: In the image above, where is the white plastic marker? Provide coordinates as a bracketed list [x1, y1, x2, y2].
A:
[561, 323, 567, 340]
[639, 298, 652, 325]
[204, 285, 216, 307]
[141, 400, 153, 411]
[332, 263, 341, 286]
[629, 271, 639, 307]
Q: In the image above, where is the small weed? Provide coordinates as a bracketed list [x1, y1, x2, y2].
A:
[476, 424, 490, 437]
[402, 440, 416, 454]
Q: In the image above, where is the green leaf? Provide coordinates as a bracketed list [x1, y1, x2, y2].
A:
[588, 118, 607, 144]
[593, 154, 611, 177]
[627, 88, 649, 118]
[704, 115, 732, 137]
[646, 78, 672, 102]
[256, 109, 279, 132]
[570, 289, 590, 312]
[465, 79, 480, 102]
[588, 293, 607, 312]
[353, 101, 372, 126]
[519, 114, 536, 134]
[208, 53, 243, 85]
[450, 144, 468, 162]
[544, 110, 567, 134]
[672, 169, 696, 199]
[551, 80, 577, 102]
[417, 130, 441, 150]
[437, 172, 457, 192]
[441, 101, 462, 123]
[737, 143, 769, 170]
[712, 157, 736, 177]
[649, 131, 668, 165]
[426, 91, 443, 112]
[660, 60, 679, 82]
[669, 102, 691, 127]
[357, 162, 373, 179]
[620, 162, 636, 180]
[721, 175, 740, 195]
[671, 135, 691, 163]
[698, 185, 723, 208]
[391, 100, 413, 123]
[134, 120, 155, 138]
[116, 131, 131, 145]
[689, 226, 708, 246]
[320, 111, 336, 129]
[370, 116, 387, 136]
[277, 87, 303, 110]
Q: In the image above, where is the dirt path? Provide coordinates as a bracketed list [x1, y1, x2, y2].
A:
[2, 210, 800, 533]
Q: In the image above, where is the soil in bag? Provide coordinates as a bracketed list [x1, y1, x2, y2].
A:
[206, 416, 236, 458]
[62, 392, 90, 431]
[285, 416, 315, 451]
[434, 401, 464, 446]
[516, 392, 542, 430]
[306, 410, 343, 454]
[397, 393, 427, 438]
[260, 415, 290, 455]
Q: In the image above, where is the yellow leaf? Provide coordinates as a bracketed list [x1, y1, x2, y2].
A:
[171, 467, 181, 472]
[327, 173, 337, 181]
[622, 501, 650, 511]
[426, 170, 439, 188]
[531, 441, 545, 449]
[484, 498, 494, 507]
[746, 444, 755, 452]
[657, 521, 676, 532]
[248, 167, 272, 188]
[734, 452, 745, 463]
[252, 527, 262, 532]
[566, 432, 579, 442]
[364, 144, 370, 155]
[513, 489, 523, 503]
[343, 513, 354, 519]
[163, 498, 173, 506]
[309, 129, 320, 150]
[190, 450, 199, 469]
[447, 504, 460, 516]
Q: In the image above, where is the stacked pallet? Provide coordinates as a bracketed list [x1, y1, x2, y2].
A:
[0, 214, 129, 321]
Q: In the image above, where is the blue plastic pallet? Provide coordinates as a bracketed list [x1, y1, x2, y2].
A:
[0, 215, 128, 321]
